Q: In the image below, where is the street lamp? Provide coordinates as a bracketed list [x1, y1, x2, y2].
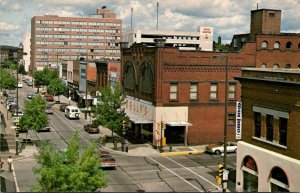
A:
[213, 55, 228, 192]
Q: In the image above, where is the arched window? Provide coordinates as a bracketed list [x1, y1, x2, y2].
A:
[261, 63, 267, 68]
[261, 41, 268, 49]
[124, 61, 136, 89]
[286, 42, 292, 49]
[285, 64, 291, 69]
[274, 42, 280, 49]
[270, 167, 289, 192]
[273, 64, 279, 69]
[139, 61, 154, 93]
[298, 64, 300, 69]
[242, 156, 258, 192]
[298, 43, 300, 49]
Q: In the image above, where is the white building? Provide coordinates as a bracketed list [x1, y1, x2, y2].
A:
[123, 26, 213, 51]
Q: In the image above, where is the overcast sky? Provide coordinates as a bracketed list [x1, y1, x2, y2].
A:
[0, 0, 300, 47]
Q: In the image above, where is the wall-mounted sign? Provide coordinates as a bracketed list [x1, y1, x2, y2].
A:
[236, 101, 242, 139]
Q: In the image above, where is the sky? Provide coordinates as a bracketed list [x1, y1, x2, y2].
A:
[1, 0, 300, 48]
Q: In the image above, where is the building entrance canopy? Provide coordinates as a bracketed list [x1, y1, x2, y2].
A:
[126, 112, 152, 124]
[165, 121, 192, 127]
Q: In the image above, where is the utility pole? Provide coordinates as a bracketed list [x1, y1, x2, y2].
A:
[85, 54, 88, 120]
[156, 0, 159, 30]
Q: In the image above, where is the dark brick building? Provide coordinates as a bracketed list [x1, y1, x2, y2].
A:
[234, 68, 300, 192]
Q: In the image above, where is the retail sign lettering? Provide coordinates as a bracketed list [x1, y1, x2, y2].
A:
[236, 101, 242, 139]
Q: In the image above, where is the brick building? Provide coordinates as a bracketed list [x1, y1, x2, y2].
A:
[234, 68, 300, 192]
[120, 8, 300, 147]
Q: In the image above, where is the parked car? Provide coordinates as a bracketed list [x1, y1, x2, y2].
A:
[45, 105, 53, 114]
[27, 92, 35, 99]
[44, 94, 54, 102]
[37, 125, 51, 132]
[205, 141, 237, 155]
[6, 98, 16, 105]
[59, 103, 69, 112]
[99, 151, 117, 169]
[17, 82, 23, 88]
[27, 81, 33, 86]
[12, 110, 24, 117]
[84, 123, 99, 133]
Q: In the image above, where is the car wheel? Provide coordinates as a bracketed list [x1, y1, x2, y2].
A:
[215, 150, 222, 155]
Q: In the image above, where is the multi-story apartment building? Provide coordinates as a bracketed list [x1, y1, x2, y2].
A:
[0, 45, 24, 64]
[234, 68, 300, 192]
[30, 7, 122, 75]
[123, 26, 213, 51]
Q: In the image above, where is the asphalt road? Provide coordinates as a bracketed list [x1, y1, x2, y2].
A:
[12, 78, 237, 192]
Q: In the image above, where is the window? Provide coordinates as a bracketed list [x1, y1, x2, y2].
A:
[261, 41, 268, 49]
[266, 114, 274, 142]
[273, 64, 279, 69]
[285, 64, 291, 69]
[279, 118, 287, 146]
[298, 43, 300, 49]
[140, 62, 153, 93]
[190, 83, 198, 100]
[124, 61, 136, 89]
[170, 84, 178, 100]
[210, 83, 218, 100]
[270, 167, 289, 192]
[286, 41, 292, 49]
[298, 64, 300, 69]
[228, 113, 235, 125]
[274, 41, 280, 49]
[228, 83, 236, 99]
[233, 38, 237, 47]
[261, 63, 267, 68]
[254, 112, 261, 138]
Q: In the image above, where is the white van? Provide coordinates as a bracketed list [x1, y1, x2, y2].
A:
[65, 106, 80, 119]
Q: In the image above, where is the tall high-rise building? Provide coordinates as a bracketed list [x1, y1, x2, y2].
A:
[30, 7, 122, 75]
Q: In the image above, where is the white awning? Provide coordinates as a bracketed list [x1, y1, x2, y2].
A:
[165, 121, 192, 127]
[126, 113, 153, 124]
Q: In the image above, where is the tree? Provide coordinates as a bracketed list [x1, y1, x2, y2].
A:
[47, 78, 68, 101]
[92, 84, 129, 145]
[1, 69, 16, 90]
[32, 132, 108, 192]
[18, 64, 27, 75]
[19, 95, 48, 132]
[33, 68, 58, 93]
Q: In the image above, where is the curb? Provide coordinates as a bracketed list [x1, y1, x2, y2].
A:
[160, 150, 204, 156]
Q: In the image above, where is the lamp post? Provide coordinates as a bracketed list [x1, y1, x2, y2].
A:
[213, 55, 228, 192]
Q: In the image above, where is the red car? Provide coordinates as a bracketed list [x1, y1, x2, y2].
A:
[44, 94, 54, 102]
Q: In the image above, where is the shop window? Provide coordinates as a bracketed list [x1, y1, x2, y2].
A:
[169, 83, 178, 100]
[266, 114, 274, 142]
[210, 83, 218, 100]
[254, 112, 261, 138]
[273, 64, 279, 69]
[270, 167, 289, 192]
[279, 118, 287, 146]
[274, 42, 280, 49]
[261, 41, 268, 49]
[286, 42, 292, 49]
[190, 83, 198, 100]
[228, 83, 236, 99]
[285, 64, 291, 69]
[261, 63, 267, 68]
[242, 156, 258, 192]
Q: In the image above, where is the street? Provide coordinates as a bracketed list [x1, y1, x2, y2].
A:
[10, 78, 236, 192]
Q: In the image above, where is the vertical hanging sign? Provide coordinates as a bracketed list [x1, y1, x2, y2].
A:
[236, 101, 242, 139]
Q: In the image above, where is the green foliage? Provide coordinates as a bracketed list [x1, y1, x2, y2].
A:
[18, 64, 27, 75]
[32, 132, 108, 192]
[0, 69, 16, 90]
[20, 95, 48, 132]
[33, 68, 58, 88]
[2, 60, 16, 69]
[47, 78, 68, 97]
[92, 84, 129, 136]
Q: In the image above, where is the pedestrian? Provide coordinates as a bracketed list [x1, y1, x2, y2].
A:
[124, 139, 129, 153]
[0, 157, 4, 171]
[7, 156, 12, 172]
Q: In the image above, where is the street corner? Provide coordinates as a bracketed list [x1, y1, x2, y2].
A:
[160, 150, 204, 157]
